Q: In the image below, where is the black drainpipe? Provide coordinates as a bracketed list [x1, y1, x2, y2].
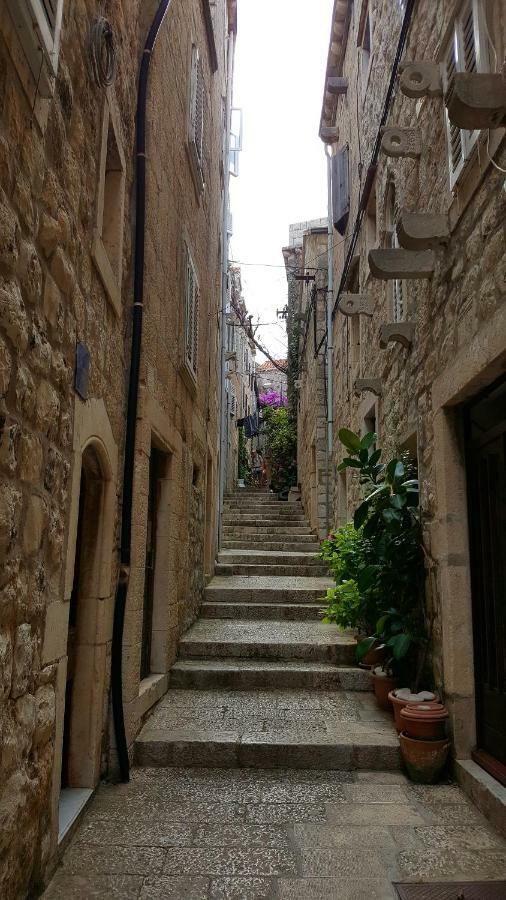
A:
[111, 0, 173, 783]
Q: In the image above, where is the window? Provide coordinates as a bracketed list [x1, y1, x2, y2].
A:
[358, 5, 372, 93]
[92, 97, 126, 318]
[331, 146, 350, 235]
[444, 0, 491, 188]
[385, 182, 404, 323]
[188, 46, 206, 190]
[366, 184, 377, 257]
[184, 244, 200, 380]
[7, 0, 63, 97]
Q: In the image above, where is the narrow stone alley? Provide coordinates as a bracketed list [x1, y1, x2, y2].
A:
[44, 491, 506, 899]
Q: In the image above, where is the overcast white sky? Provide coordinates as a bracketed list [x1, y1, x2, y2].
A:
[229, 0, 334, 361]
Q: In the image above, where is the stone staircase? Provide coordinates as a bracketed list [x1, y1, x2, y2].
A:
[135, 489, 399, 770]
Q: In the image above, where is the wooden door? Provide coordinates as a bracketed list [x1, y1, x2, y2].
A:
[465, 377, 506, 782]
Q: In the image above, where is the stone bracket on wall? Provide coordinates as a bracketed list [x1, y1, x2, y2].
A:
[338, 293, 374, 317]
[381, 126, 422, 159]
[446, 73, 506, 130]
[354, 378, 382, 398]
[320, 126, 339, 144]
[399, 61, 442, 98]
[327, 77, 348, 95]
[397, 210, 449, 251]
[379, 322, 414, 349]
[368, 248, 435, 280]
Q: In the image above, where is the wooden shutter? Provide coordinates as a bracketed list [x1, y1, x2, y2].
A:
[331, 146, 350, 235]
[185, 245, 199, 378]
[444, 33, 466, 186]
[190, 47, 205, 173]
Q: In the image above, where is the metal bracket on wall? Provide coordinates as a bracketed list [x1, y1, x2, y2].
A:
[379, 322, 414, 349]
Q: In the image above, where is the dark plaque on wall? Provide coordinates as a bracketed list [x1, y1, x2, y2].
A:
[75, 342, 90, 400]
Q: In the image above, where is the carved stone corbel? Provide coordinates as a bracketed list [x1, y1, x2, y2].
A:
[379, 323, 414, 349]
[338, 293, 374, 317]
[397, 210, 449, 251]
[320, 126, 339, 144]
[446, 73, 506, 130]
[369, 249, 435, 280]
[354, 378, 382, 398]
[381, 127, 422, 159]
[399, 62, 443, 98]
[327, 76, 348, 95]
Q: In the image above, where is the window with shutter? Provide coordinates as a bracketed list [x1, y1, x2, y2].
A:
[444, 0, 491, 188]
[184, 245, 199, 380]
[7, 0, 64, 96]
[189, 46, 205, 187]
[331, 146, 350, 235]
[385, 182, 404, 323]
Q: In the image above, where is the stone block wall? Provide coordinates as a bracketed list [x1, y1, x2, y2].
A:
[0, 0, 231, 894]
[324, 0, 506, 756]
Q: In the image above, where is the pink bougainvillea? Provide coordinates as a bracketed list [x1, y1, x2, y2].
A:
[258, 390, 287, 409]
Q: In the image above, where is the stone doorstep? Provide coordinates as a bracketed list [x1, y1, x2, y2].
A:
[455, 759, 506, 841]
[134, 730, 401, 771]
[215, 565, 330, 577]
[201, 602, 324, 621]
[169, 659, 373, 691]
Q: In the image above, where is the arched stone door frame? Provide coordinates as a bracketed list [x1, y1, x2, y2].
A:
[49, 398, 118, 844]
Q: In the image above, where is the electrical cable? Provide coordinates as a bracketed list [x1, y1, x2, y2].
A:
[89, 16, 117, 88]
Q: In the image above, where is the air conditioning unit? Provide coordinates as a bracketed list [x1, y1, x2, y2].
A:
[446, 73, 506, 130]
[7, 0, 64, 98]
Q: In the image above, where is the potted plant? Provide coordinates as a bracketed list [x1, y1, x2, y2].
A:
[389, 687, 436, 733]
[399, 701, 451, 783]
[336, 429, 427, 711]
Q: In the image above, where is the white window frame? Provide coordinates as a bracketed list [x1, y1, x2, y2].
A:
[7, 0, 64, 98]
[184, 244, 200, 382]
[385, 182, 405, 324]
[188, 45, 206, 192]
[443, 0, 491, 189]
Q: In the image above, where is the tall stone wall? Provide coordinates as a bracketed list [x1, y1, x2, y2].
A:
[325, 0, 506, 754]
[0, 0, 230, 894]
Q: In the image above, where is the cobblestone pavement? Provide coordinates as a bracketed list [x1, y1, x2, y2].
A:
[44, 767, 506, 899]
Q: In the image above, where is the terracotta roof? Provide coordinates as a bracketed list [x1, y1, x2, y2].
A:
[257, 359, 287, 372]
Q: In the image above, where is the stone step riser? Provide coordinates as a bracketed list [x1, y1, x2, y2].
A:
[217, 554, 322, 567]
[223, 511, 307, 518]
[169, 664, 372, 691]
[201, 602, 324, 621]
[214, 564, 329, 577]
[135, 738, 399, 771]
[222, 527, 315, 536]
[178, 642, 355, 664]
[205, 588, 328, 603]
[221, 542, 321, 552]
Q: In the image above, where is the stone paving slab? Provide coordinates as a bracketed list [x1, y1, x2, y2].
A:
[205, 575, 333, 603]
[169, 659, 373, 691]
[43, 768, 506, 900]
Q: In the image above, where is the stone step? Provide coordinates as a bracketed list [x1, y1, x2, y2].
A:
[224, 501, 301, 509]
[169, 658, 372, 690]
[223, 525, 315, 536]
[221, 540, 321, 552]
[178, 619, 355, 664]
[223, 516, 312, 534]
[217, 550, 323, 567]
[134, 687, 399, 770]
[205, 575, 333, 604]
[215, 563, 329, 577]
[201, 601, 324, 621]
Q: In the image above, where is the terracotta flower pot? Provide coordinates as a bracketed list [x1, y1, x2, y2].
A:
[400, 701, 449, 741]
[400, 731, 451, 784]
[373, 672, 397, 711]
[388, 689, 436, 733]
[362, 642, 386, 668]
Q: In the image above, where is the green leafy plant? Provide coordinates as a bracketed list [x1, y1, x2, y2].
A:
[320, 524, 379, 634]
[335, 429, 427, 686]
[238, 429, 251, 483]
[262, 406, 297, 494]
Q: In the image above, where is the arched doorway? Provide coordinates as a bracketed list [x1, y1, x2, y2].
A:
[61, 443, 108, 790]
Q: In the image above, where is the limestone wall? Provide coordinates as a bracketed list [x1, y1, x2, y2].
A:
[325, 0, 506, 753]
[0, 0, 230, 894]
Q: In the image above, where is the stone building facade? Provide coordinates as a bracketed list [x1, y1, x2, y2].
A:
[300, 0, 506, 831]
[224, 265, 257, 491]
[284, 224, 330, 538]
[0, 0, 236, 895]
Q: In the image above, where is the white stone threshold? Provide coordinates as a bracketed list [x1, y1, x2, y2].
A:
[58, 788, 93, 843]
